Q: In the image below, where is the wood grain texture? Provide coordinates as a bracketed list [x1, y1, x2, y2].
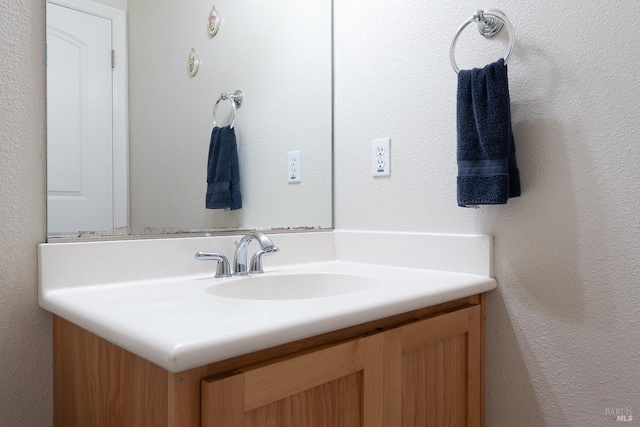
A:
[201, 341, 366, 426]
[382, 328, 403, 427]
[244, 339, 364, 411]
[244, 372, 363, 427]
[401, 335, 467, 426]
[201, 374, 244, 427]
[397, 305, 482, 427]
[400, 307, 473, 353]
[53, 316, 169, 427]
[363, 332, 385, 427]
[168, 369, 205, 427]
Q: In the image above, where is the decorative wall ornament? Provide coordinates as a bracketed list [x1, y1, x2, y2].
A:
[187, 48, 200, 76]
[207, 6, 220, 36]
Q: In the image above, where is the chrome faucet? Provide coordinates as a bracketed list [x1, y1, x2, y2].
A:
[195, 252, 232, 278]
[233, 232, 279, 275]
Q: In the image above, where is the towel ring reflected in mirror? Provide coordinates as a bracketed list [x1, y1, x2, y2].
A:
[213, 90, 244, 128]
[450, 9, 515, 74]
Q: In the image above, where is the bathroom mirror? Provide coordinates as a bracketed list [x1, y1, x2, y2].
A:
[46, 0, 332, 239]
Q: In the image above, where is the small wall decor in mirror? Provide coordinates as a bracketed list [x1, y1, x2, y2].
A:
[45, 0, 332, 239]
[188, 48, 200, 77]
[207, 6, 220, 37]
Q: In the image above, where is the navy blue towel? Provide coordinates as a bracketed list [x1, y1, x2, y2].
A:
[457, 58, 520, 207]
[206, 125, 242, 210]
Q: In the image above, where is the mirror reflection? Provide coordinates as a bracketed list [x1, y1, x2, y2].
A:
[46, 0, 332, 239]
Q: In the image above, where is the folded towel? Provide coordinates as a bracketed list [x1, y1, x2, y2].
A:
[457, 58, 520, 207]
[206, 125, 242, 210]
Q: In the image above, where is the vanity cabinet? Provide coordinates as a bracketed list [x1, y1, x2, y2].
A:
[53, 295, 484, 426]
[201, 303, 481, 426]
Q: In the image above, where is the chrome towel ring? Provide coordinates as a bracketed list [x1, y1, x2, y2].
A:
[213, 90, 244, 128]
[450, 9, 514, 74]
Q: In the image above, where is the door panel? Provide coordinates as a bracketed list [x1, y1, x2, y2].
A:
[202, 338, 384, 427]
[245, 372, 363, 426]
[47, 2, 113, 234]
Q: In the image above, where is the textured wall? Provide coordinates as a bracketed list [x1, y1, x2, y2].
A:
[0, 0, 50, 425]
[334, 0, 640, 425]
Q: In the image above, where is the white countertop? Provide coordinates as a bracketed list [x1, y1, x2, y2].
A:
[39, 230, 497, 372]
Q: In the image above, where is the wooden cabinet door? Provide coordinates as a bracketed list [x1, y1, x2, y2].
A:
[383, 305, 483, 427]
[201, 304, 482, 427]
[201, 336, 385, 427]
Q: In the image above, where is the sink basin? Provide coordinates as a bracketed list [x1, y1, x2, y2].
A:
[205, 272, 381, 300]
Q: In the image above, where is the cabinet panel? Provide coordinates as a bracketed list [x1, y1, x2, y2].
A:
[402, 334, 467, 426]
[53, 316, 169, 427]
[391, 305, 482, 427]
[244, 339, 364, 410]
[246, 372, 363, 426]
[202, 337, 384, 427]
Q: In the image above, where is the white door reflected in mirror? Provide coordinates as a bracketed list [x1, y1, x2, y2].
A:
[46, 0, 128, 236]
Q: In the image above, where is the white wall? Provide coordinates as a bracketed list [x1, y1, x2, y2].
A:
[334, 0, 640, 425]
[0, 0, 50, 425]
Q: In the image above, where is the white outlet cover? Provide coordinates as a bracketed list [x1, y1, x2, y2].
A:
[371, 138, 390, 176]
[288, 150, 301, 183]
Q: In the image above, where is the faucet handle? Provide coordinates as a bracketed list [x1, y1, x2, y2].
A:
[249, 246, 279, 274]
[195, 252, 232, 278]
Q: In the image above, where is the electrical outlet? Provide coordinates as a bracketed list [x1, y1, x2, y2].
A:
[288, 150, 301, 183]
[371, 138, 390, 176]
